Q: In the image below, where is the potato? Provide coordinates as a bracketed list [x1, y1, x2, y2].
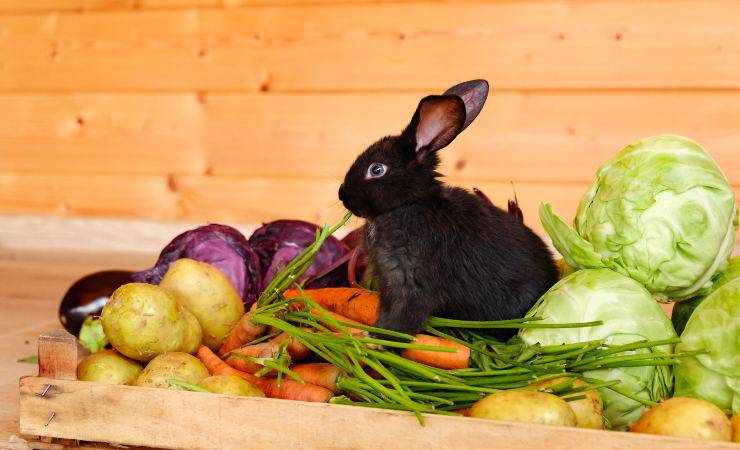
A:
[77, 349, 142, 385]
[198, 375, 264, 397]
[160, 258, 245, 350]
[102, 283, 202, 362]
[630, 397, 731, 441]
[470, 391, 577, 427]
[531, 377, 604, 429]
[732, 415, 740, 443]
[133, 352, 209, 390]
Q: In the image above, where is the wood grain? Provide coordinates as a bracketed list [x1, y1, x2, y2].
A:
[0, 173, 592, 237]
[20, 376, 738, 450]
[1, 173, 739, 243]
[0, 0, 437, 14]
[36, 330, 78, 380]
[3, 91, 740, 184]
[2, 1, 740, 91]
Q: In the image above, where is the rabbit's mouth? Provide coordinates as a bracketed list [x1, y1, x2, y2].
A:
[338, 184, 366, 218]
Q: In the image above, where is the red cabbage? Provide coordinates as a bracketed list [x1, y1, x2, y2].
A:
[248, 220, 350, 290]
[132, 224, 261, 305]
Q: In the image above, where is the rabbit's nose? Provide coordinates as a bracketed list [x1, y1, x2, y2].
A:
[338, 184, 346, 201]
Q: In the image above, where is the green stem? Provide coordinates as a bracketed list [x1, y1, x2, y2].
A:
[167, 379, 210, 393]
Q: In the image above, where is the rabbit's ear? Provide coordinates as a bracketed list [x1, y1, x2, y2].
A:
[443, 79, 489, 131]
[404, 95, 466, 160]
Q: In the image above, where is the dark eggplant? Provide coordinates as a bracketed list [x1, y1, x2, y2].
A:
[59, 270, 134, 335]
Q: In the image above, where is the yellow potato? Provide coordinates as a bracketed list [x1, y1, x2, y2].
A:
[531, 377, 604, 429]
[77, 349, 142, 385]
[630, 397, 731, 441]
[198, 375, 264, 397]
[730, 415, 739, 443]
[133, 352, 209, 390]
[470, 391, 577, 427]
[160, 259, 245, 350]
[101, 283, 203, 361]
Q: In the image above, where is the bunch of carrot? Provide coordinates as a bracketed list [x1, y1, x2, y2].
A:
[192, 213, 684, 423]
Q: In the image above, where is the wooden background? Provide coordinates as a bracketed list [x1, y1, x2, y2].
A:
[1, 0, 739, 240]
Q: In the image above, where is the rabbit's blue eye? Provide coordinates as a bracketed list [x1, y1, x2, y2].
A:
[366, 162, 388, 179]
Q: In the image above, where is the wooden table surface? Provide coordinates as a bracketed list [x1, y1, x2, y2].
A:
[0, 248, 154, 448]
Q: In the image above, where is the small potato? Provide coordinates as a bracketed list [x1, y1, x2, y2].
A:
[630, 397, 731, 441]
[133, 352, 209, 390]
[102, 283, 203, 361]
[160, 259, 245, 350]
[531, 377, 604, 429]
[470, 391, 577, 427]
[730, 415, 739, 443]
[198, 375, 264, 397]
[77, 349, 142, 385]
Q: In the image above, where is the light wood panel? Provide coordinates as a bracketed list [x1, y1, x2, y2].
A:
[0, 0, 434, 14]
[0, 172, 589, 236]
[3, 91, 740, 184]
[0, 172, 180, 218]
[2, 1, 740, 91]
[2, 173, 739, 243]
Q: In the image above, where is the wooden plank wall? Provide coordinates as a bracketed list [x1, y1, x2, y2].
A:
[0, 0, 739, 238]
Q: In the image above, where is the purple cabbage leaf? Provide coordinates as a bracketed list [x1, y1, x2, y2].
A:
[132, 224, 261, 305]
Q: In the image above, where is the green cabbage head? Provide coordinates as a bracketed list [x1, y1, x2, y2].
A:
[520, 269, 677, 430]
[673, 256, 740, 335]
[674, 275, 739, 413]
[540, 135, 737, 301]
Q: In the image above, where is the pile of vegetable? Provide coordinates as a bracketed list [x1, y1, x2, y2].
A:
[66, 135, 739, 444]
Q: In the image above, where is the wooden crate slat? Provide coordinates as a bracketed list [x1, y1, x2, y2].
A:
[2, 1, 740, 91]
[19, 376, 737, 450]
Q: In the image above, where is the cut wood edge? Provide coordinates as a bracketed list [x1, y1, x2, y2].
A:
[18, 376, 738, 450]
[37, 330, 79, 380]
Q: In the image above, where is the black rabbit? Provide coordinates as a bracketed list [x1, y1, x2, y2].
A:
[338, 80, 558, 338]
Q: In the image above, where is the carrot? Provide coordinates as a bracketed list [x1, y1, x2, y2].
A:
[284, 287, 380, 326]
[225, 342, 282, 373]
[225, 327, 313, 372]
[270, 331, 312, 360]
[197, 345, 330, 402]
[196, 345, 266, 389]
[291, 363, 342, 393]
[401, 334, 471, 369]
[259, 378, 334, 403]
[455, 407, 472, 417]
[218, 310, 267, 357]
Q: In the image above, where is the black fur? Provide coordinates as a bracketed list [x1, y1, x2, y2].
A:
[338, 80, 558, 338]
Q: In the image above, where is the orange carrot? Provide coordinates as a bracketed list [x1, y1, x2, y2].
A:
[197, 346, 330, 402]
[218, 310, 267, 357]
[225, 342, 281, 373]
[259, 378, 334, 403]
[291, 363, 342, 393]
[270, 331, 312, 360]
[402, 334, 471, 369]
[455, 407, 472, 417]
[284, 287, 380, 326]
[196, 345, 266, 389]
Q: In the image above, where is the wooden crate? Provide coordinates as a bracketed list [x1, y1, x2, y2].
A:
[18, 330, 737, 450]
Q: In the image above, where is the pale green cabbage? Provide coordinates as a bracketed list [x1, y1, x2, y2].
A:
[673, 256, 740, 335]
[674, 275, 740, 413]
[520, 269, 677, 430]
[540, 135, 737, 301]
